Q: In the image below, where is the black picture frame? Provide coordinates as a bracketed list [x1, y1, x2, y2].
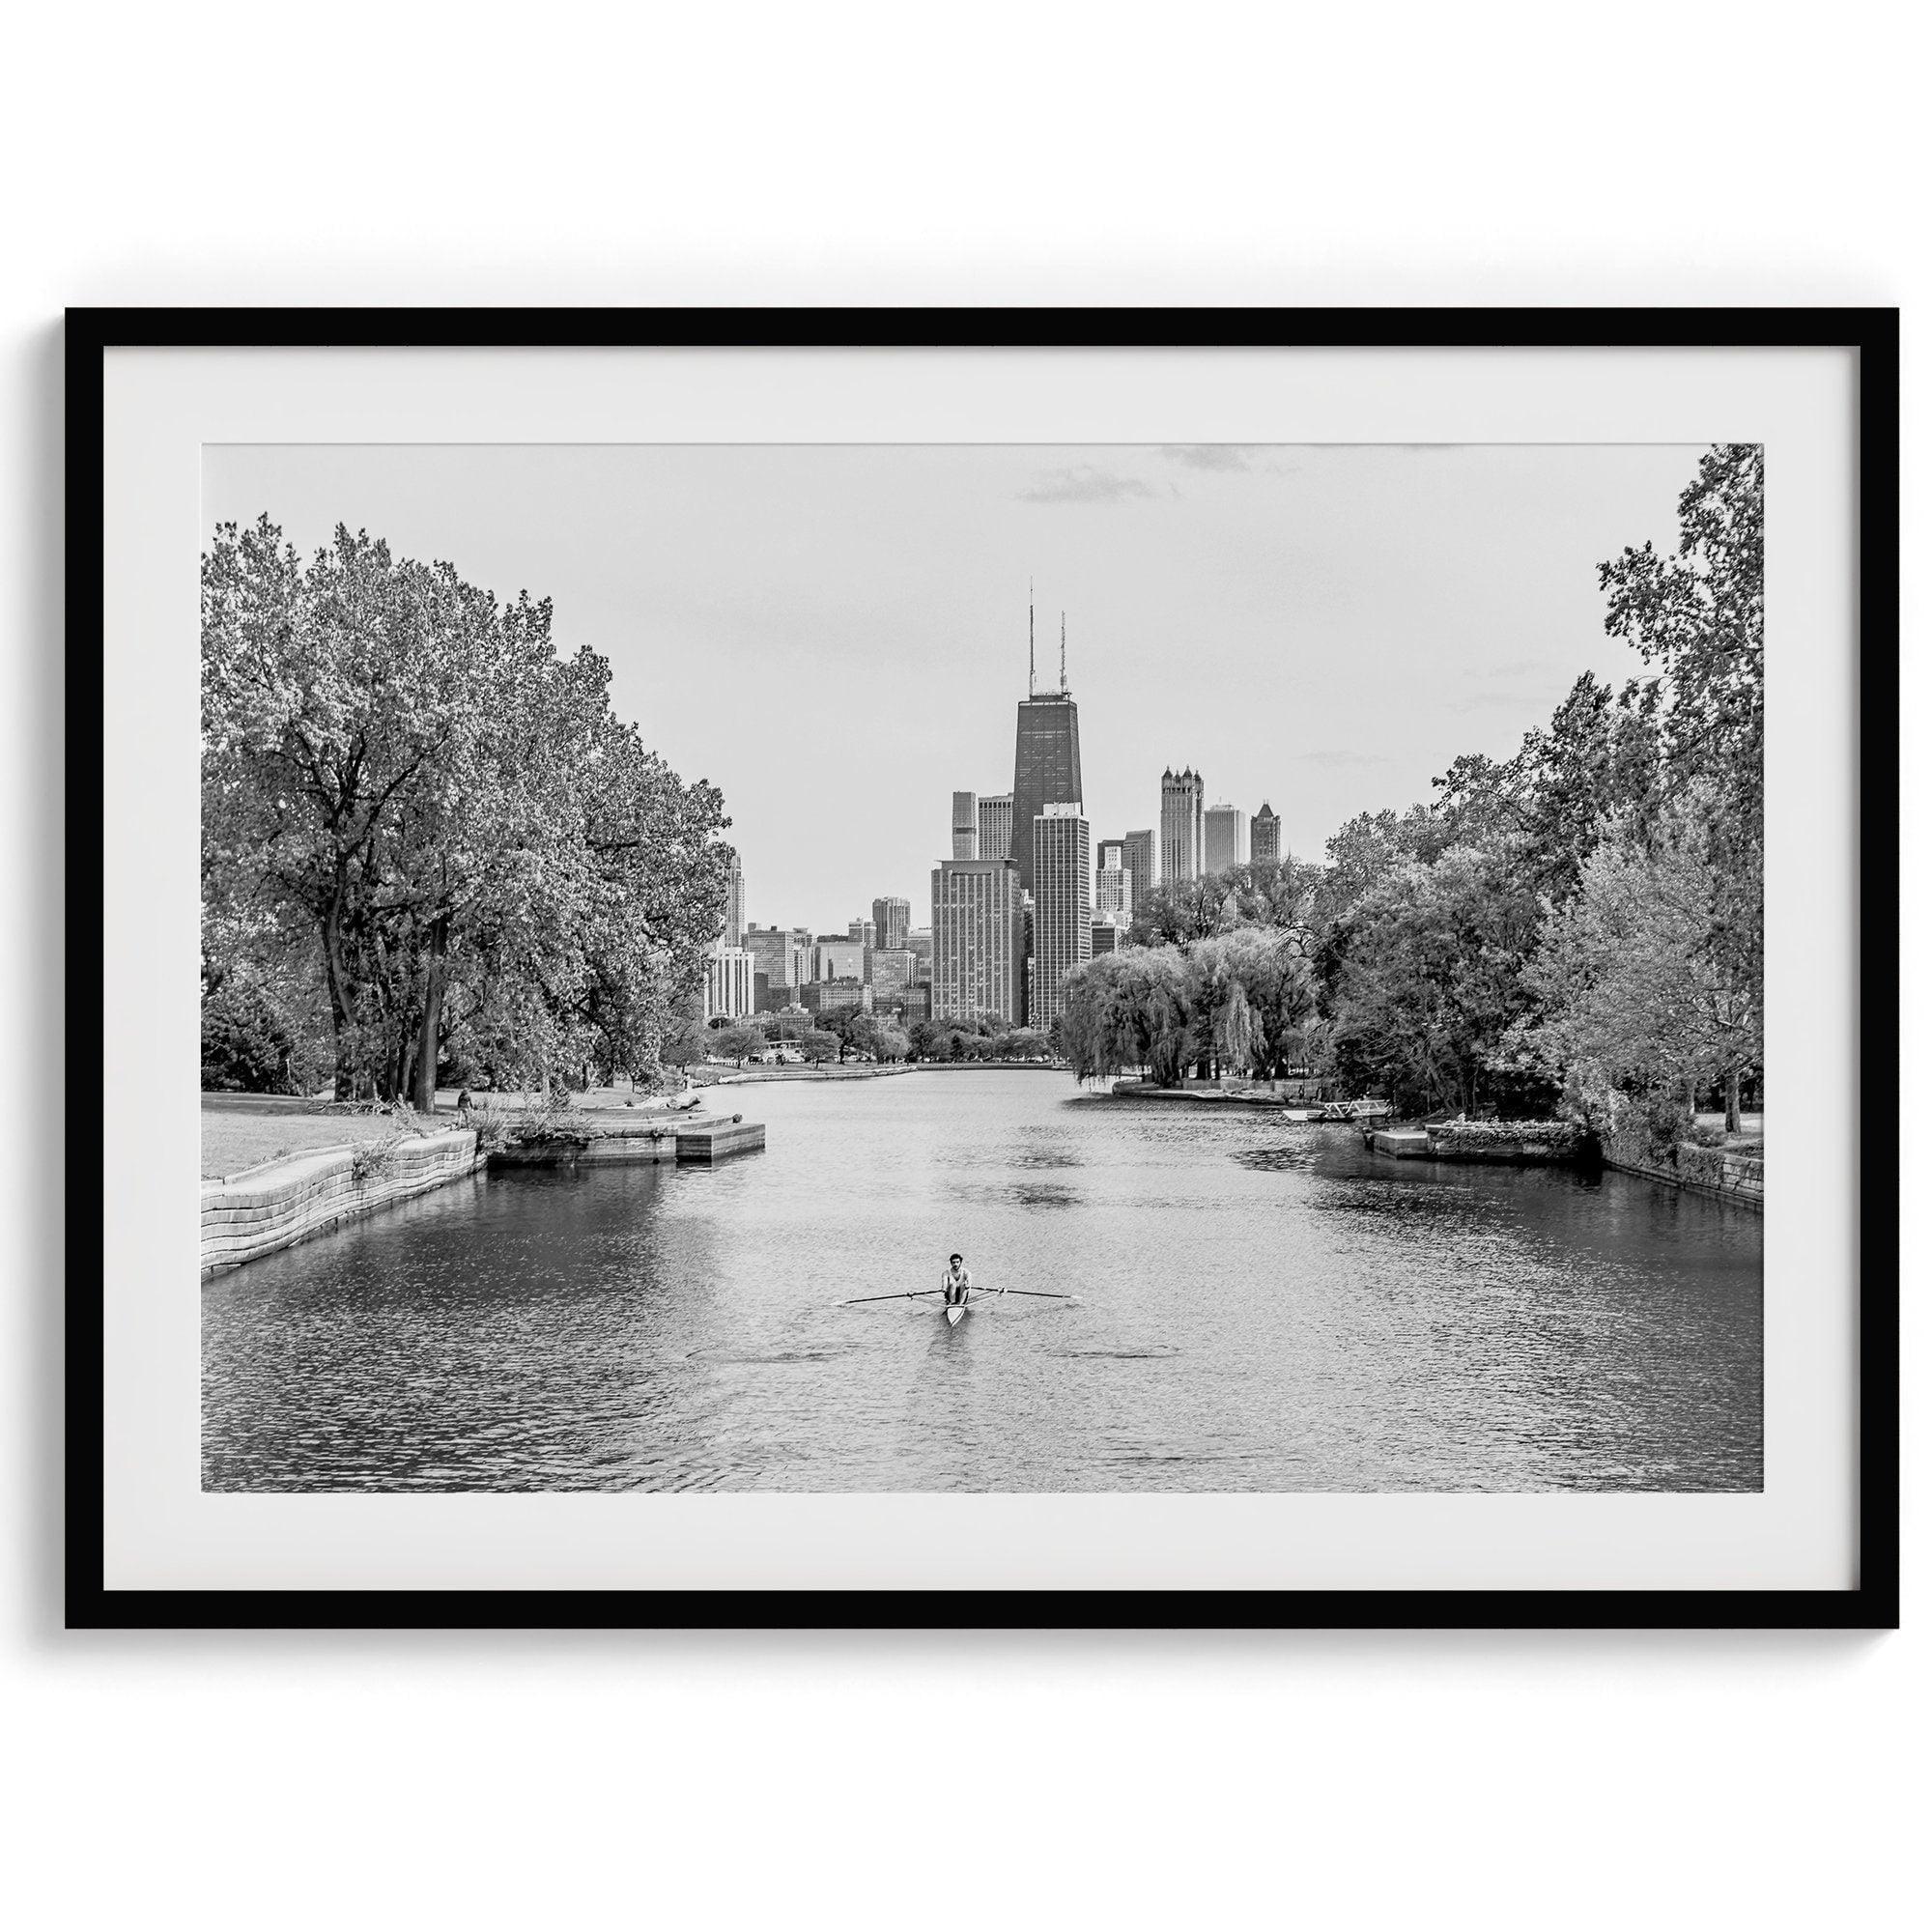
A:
[68, 305, 1899, 1632]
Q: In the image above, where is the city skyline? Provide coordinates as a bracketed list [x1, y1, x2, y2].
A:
[206, 441, 1699, 923]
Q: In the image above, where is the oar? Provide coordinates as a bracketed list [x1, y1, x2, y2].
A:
[839, 1289, 943, 1306]
[951, 1287, 1078, 1300]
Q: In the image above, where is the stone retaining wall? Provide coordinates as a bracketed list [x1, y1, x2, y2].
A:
[201, 1129, 483, 1275]
[1602, 1127, 1764, 1209]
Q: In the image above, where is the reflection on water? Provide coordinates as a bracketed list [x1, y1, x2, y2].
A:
[202, 1071, 1762, 1492]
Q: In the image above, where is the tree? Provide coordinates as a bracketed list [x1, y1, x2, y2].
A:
[1325, 846, 1549, 1116]
[707, 1023, 762, 1067]
[800, 1029, 840, 1067]
[1598, 442, 1764, 1087]
[1507, 797, 1761, 1132]
[1060, 947, 1192, 1086]
[201, 517, 729, 1108]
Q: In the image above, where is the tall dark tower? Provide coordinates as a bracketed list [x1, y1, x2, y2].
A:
[1009, 598, 1082, 892]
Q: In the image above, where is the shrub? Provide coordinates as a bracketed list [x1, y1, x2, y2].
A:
[349, 1135, 403, 1182]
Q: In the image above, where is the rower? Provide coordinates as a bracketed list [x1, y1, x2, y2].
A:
[933, 1253, 1004, 1307]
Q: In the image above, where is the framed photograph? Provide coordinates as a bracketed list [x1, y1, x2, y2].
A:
[71, 307, 1897, 1629]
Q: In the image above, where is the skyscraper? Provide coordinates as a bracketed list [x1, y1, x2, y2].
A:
[848, 917, 875, 951]
[1160, 769, 1205, 883]
[722, 851, 746, 948]
[814, 936, 866, 982]
[1251, 802, 1282, 867]
[1095, 841, 1134, 923]
[743, 923, 806, 998]
[931, 858, 1025, 1023]
[869, 948, 918, 1008]
[951, 791, 978, 860]
[1120, 829, 1156, 911]
[1030, 805, 1092, 1033]
[871, 895, 911, 952]
[1205, 801, 1246, 873]
[977, 794, 1014, 867]
[1009, 606, 1082, 892]
[703, 945, 754, 1021]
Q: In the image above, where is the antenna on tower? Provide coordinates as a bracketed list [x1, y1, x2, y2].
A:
[1060, 611, 1066, 692]
[1028, 579, 1036, 696]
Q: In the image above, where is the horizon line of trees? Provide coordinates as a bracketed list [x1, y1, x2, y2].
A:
[1059, 443, 1765, 1143]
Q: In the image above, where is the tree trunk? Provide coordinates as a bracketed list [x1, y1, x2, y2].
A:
[1725, 1063, 1742, 1137]
[411, 917, 448, 1116]
[321, 897, 359, 1102]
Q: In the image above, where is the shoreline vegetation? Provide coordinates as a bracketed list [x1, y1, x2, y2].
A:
[1057, 444, 1765, 1195]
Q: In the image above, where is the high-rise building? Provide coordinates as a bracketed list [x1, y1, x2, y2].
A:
[1095, 841, 1134, 923]
[951, 791, 979, 861]
[848, 917, 875, 951]
[703, 945, 755, 1021]
[1091, 920, 1122, 955]
[1120, 829, 1156, 911]
[869, 948, 918, 1007]
[1251, 802, 1282, 867]
[906, 927, 933, 980]
[813, 936, 866, 982]
[743, 923, 807, 995]
[871, 895, 911, 952]
[1009, 608, 1082, 891]
[931, 858, 1025, 1023]
[1205, 801, 1246, 874]
[1160, 769, 1206, 883]
[977, 794, 1014, 867]
[721, 852, 746, 948]
[1030, 805, 1092, 1033]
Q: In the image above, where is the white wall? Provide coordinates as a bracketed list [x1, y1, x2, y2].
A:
[3, 4, 1919, 1927]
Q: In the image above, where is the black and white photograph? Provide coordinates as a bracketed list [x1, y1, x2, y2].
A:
[197, 436, 1767, 1496]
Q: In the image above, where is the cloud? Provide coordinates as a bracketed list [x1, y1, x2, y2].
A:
[1160, 444, 1256, 472]
[1017, 465, 1154, 504]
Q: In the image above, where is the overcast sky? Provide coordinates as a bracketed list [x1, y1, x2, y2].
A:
[205, 442, 1696, 935]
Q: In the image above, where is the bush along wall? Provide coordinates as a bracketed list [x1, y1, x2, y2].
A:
[1424, 1121, 1592, 1165]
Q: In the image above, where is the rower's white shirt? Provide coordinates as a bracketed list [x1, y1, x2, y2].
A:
[942, 1266, 974, 1293]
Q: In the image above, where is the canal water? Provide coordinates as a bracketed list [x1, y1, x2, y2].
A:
[202, 1071, 1763, 1492]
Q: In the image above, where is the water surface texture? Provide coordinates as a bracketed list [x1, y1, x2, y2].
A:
[202, 1071, 1762, 1492]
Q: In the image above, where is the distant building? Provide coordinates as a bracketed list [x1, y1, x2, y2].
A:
[1160, 769, 1206, 883]
[1095, 841, 1134, 923]
[813, 936, 866, 982]
[1251, 802, 1282, 867]
[1091, 919, 1123, 955]
[901, 983, 933, 1023]
[1009, 613, 1082, 893]
[1031, 805, 1092, 1033]
[870, 947, 918, 1006]
[977, 794, 1014, 867]
[722, 852, 746, 948]
[743, 923, 807, 996]
[848, 917, 875, 951]
[800, 977, 872, 1018]
[930, 857, 1025, 1023]
[703, 945, 755, 1022]
[1205, 801, 1246, 874]
[906, 926, 933, 980]
[951, 791, 979, 861]
[756, 1006, 812, 1041]
[1120, 829, 1156, 912]
[871, 895, 911, 952]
